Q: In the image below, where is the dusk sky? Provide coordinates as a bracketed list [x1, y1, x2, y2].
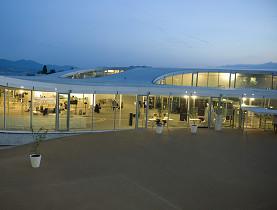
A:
[0, 0, 277, 68]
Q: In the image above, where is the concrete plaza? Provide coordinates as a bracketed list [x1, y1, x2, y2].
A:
[0, 128, 277, 210]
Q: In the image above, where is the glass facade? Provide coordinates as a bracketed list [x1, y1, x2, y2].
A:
[172, 74, 183, 86]
[70, 93, 93, 130]
[32, 91, 56, 130]
[156, 72, 276, 90]
[93, 94, 116, 130]
[183, 73, 192, 86]
[115, 95, 136, 129]
[197, 73, 208, 87]
[67, 69, 125, 79]
[6, 89, 30, 130]
[0, 82, 276, 132]
[235, 73, 272, 89]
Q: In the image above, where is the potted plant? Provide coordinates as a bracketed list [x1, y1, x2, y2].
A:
[190, 121, 198, 134]
[29, 128, 48, 168]
[155, 119, 163, 134]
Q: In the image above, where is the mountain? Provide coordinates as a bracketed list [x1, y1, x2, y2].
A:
[0, 58, 76, 76]
[219, 62, 277, 70]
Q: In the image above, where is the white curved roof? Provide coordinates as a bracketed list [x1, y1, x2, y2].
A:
[0, 67, 277, 99]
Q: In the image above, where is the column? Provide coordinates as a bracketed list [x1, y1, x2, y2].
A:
[135, 95, 139, 129]
[145, 93, 149, 128]
[55, 93, 59, 131]
[91, 93, 95, 130]
[66, 91, 71, 131]
[167, 94, 171, 128]
[3, 88, 6, 129]
[208, 97, 212, 128]
[30, 89, 33, 130]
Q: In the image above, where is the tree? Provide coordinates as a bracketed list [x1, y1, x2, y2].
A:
[42, 65, 48, 74]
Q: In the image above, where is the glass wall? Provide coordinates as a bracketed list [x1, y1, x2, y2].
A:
[207, 73, 218, 87]
[273, 76, 277, 90]
[192, 73, 197, 86]
[0, 87, 5, 129]
[197, 73, 208, 87]
[172, 74, 183, 86]
[218, 73, 230, 88]
[93, 94, 116, 130]
[183, 73, 192, 86]
[115, 95, 136, 129]
[236, 74, 272, 89]
[165, 76, 173, 85]
[32, 91, 56, 130]
[157, 72, 275, 90]
[6, 88, 31, 130]
[70, 93, 93, 130]
[168, 96, 189, 128]
[148, 95, 169, 128]
[58, 93, 69, 130]
[136, 95, 147, 128]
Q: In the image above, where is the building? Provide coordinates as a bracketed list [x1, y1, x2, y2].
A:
[0, 67, 276, 132]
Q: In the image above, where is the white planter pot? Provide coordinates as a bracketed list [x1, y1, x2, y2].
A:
[215, 115, 222, 131]
[190, 125, 198, 134]
[30, 154, 41, 168]
[156, 125, 163, 134]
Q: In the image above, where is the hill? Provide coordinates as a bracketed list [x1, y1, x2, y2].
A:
[0, 58, 76, 76]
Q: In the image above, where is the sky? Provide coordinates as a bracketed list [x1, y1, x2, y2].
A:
[0, 0, 277, 68]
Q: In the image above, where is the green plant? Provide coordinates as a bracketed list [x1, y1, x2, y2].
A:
[31, 128, 48, 154]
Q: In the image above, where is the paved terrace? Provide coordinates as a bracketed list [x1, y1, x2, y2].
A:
[1, 129, 277, 210]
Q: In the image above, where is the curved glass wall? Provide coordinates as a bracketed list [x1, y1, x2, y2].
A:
[66, 69, 125, 79]
[155, 72, 276, 90]
[0, 85, 276, 132]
